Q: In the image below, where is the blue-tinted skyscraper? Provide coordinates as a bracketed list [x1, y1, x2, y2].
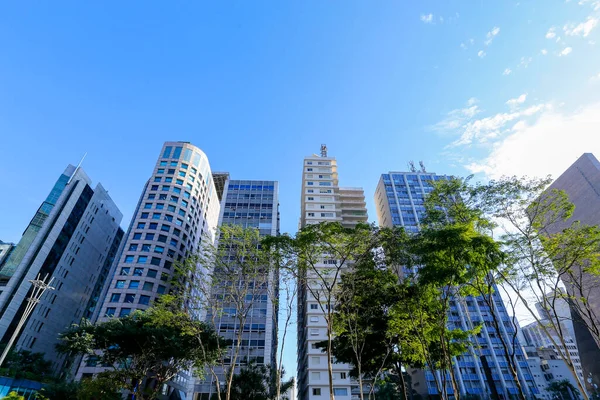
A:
[375, 170, 537, 399]
[193, 176, 280, 398]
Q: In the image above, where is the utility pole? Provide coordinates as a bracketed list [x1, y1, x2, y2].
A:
[0, 274, 55, 367]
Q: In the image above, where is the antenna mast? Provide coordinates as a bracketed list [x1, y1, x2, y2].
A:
[320, 144, 328, 157]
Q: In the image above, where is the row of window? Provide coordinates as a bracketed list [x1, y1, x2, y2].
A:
[124, 253, 176, 264]
[129, 239, 179, 252]
[109, 292, 152, 305]
[120, 266, 170, 278]
[306, 181, 332, 186]
[114, 279, 167, 292]
[228, 184, 275, 191]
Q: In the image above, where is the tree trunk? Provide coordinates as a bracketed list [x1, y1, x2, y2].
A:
[327, 324, 335, 400]
[397, 364, 409, 400]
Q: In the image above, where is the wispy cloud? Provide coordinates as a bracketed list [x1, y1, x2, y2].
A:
[431, 97, 551, 148]
[564, 16, 599, 37]
[541, 49, 548, 55]
[420, 13, 434, 23]
[484, 26, 501, 45]
[590, 72, 600, 82]
[478, 50, 486, 58]
[559, 46, 573, 56]
[546, 27, 557, 38]
[503, 68, 512, 75]
[465, 103, 600, 179]
[506, 93, 527, 109]
[519, 57, 533, 68]
[430, 98, 481, 133]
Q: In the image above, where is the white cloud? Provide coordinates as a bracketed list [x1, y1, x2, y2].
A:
[591, 72, 600, 82]
[421, 13, 434, 23]
[449, 103, 550, 147]
[564, 16, 599, 37]
[546, 27, 557, 38]
[541, 49, 548, 55]
[465, 103, 600, 179]
[478, 50, 486, 58]
[559, 46, 573, 56]
[460, 43, 468, 50]
[430, 98, 481, 132]
[519, 56, 533, 68]
[485, 26, 501, 45]
[503, 68, 512, 75]
[506, 93, 527, 108]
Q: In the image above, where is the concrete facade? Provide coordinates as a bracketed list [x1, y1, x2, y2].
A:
[0, 165, 123, 372]
[297, 145, 368, 400]
[542, 153, 600, 387]
[76, 142, 222, 397]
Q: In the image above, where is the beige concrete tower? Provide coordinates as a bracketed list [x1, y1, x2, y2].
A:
[297, 145, 368, 400]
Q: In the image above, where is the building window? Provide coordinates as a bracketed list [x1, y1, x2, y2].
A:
[310, 316, 319, 322]
[124, 256, 134, 264]
[115, 280, 125, 289]
[148, 194, 156, 200]
[149, 223, 158, 229]
[105, 308, 116, 317]
[144, 203, 152, 209]
[310, 329, 319, 336]
[150, 257, 161, 266]
[143, 282, 154, 291]
[333, 388, 348, 396]
[155, 246, 164, 254]
[340, 372, 347, 379]
[133, 233, 142, 240]
[310, 304, 318, 310]
[141, 244, 151, 252]
[157, 285, 166, 294]
[120, 267, 131, 275]
[311, 372, 320, 380]
[129, 281, 140, 289]
[147, 269, 158, 278]
[109, 293, 120, 302]
[139, 295, 151, 305]
[158, 234, 168, 243]
[133, 268, 144, 276]
[128, 244, 138, 251]
[136, 223, 146, 229]
[124, 293, 135, 303]
[119, 308, 131, 317]
[151, 185, 159, 191]
[152, 213, 161, 220]
[312, 388, 321, 396]
[138, 256, 148, 264]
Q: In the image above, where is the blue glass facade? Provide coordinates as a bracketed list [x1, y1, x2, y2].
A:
[376, 172, 538, 399]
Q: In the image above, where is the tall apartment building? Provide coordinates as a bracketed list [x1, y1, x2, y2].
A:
[524, 346, 582, 400]
[374, 170, 538, 399]
[193, 177, 280, 399]
[540, 153, 600, 386]
[298, 145, 368, 400]
[0, 165, 123, 372]
[76, 142, 222, 396]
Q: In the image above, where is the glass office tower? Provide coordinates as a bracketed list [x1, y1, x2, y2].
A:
[193, 177, 280, 399]
[0, 165, 123, 372]
[375, 171, 538, 399]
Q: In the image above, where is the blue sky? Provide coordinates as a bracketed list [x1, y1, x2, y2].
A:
[1, 0, 600, 382]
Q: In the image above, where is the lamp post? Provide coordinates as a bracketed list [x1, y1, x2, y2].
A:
[0, 273, 55, 367]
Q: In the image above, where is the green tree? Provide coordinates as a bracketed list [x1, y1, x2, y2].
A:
[176, 224, 277, 400]
[2, 392, 25, 400]
[56, 296, 225, 400]
[547, 379, 581, 400]
[211, 363, 294, 400]
[475, 176, 600, 399]
[0, 346, 53, 382]
[264, 222, 375, 400]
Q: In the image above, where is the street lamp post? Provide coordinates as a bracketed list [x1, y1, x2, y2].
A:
[0, 273, 55, 367]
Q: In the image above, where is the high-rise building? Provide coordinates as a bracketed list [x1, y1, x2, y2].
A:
[193, 177, 280, 399]
[0, 241, 14, 267]
[374, 170, 538, 399]
[297, 145, 368, 400]
[76, 142, 222, 396]
[524, 346, 582, 400]
[540, 153, 600, 386]
[0, 165, 123, 372]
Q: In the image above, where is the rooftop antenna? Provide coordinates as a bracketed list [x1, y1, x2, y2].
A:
[419, 161, 427, 173]
[408, 161, 416, 173]
[320, 144, 328, 157]
[67, 153, 87, 185]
